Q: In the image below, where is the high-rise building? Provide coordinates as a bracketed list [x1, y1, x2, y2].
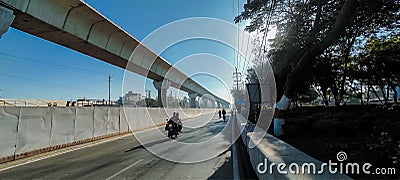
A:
[123, 91, 142, 105]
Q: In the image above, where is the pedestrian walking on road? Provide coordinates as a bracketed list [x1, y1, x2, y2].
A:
[218, 110, 222, 119]
[222, 109, 226, 122]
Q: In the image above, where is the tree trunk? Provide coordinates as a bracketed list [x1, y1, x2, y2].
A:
[372, 87, 383, 104]
[380, 85, 388, 103]
[386, 85, 390, 103]
[322, 88, 329, 106]
[360, 80, 363, 105]
[284, 0, 357, 98]
[367, 84, 371, 104]
[339, 36, 356, 105]
[273, 0, 357, 136]
[334, 91, 340, 107]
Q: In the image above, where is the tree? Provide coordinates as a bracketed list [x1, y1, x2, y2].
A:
[357, 35, 400, 103]
[236, 0, 399, 102]
[235, 0, 399, 135]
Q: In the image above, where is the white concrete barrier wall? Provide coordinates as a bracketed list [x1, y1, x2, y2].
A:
[179, 108, 196, 119]
[136, 108, 148, 129]
[173, 108, 216, 119]
[16, 107, 52, 154]
[140, 108, 165, 128]
[50, 108, 75, 146]
[75, 107, 94, 141]
[184, 109, 198, 118]
[159, 108, 169, 123]
[147, 108, 162, 126]
[107, 108, 120, 135]
[0, 107, 19, 158]
[119, 107, 129, 132]
[93, 107, 108, 137]
[156, 108, 167, 125]
[0, 107, 216, 161]
[124, 108, 138, 131]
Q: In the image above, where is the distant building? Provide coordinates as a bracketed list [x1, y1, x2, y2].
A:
[123, 91, 142, 105]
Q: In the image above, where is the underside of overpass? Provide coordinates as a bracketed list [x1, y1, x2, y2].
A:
[0, 0, 230, 108]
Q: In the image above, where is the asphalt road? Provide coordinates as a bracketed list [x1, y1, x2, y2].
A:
[0, 114, 238, 179]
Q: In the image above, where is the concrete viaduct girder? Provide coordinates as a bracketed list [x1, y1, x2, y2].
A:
[0, 0, 229, 107]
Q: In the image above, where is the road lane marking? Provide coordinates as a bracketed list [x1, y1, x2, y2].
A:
[0, 113, 217, 172]
[106, 159, 143, 180]
[0, 134, 133, 172]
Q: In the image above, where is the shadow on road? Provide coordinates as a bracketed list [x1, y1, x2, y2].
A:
[208, 149, 233, 180]
[124, 137, 172, 153]
[124, 145, 145, 152]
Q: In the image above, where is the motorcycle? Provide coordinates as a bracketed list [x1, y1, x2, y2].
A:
[165, 119, 179, 139]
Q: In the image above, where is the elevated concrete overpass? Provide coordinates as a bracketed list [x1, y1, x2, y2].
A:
[0, 0, 230, 108]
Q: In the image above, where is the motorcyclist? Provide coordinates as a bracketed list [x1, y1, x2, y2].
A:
[175, 112, 182, 132]
[165, 112, 180, 138]
[166, 112, 176, 125]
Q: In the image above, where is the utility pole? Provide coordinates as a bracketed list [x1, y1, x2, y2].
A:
[145, 89, 151, 107]
[233, 67, 243, 111]
[108, 74, 112, 105]
[146, 90, 151, 99]
[233, 67, 242, 91]
[236, 67, 239, 90]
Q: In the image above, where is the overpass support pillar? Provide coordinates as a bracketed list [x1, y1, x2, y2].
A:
[203, 98, 210, 108]
[0, 6, 15, 38]
[188, 93, 198, 108]
[210, 98, 216, 108]
[223, 103, 229, 108]
[153, 80, 170, 107]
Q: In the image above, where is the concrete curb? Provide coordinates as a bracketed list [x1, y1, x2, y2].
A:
[235, 113, 351, 179]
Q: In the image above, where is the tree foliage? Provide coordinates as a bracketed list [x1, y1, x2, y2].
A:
[236, 0, 400, 104]
[359, 35, 400, 102]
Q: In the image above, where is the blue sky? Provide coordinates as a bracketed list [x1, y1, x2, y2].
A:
[0, 0, 247, 101]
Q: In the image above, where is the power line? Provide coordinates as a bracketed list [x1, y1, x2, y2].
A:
[237, 0, 240, 68]
[237, 31, 241, 69]
[0, 52, 106, 75]
[233, 0, 237, 68]
[0, 73, 81, 90]
[241, 33, 251, 75]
